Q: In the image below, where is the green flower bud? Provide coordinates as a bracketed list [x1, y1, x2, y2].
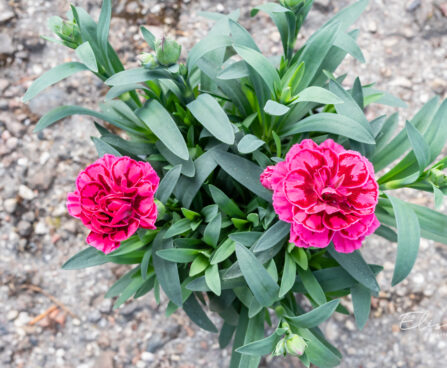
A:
[154, 199, 166, 219]
[285, 334, 307, 356]
[138, 52, 157, 68]
[273, 338, 286, 356]
[279, 0, 305, 11]
[155, 38, 182, 66]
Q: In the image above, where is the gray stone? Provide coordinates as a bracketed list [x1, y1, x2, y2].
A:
[0, 0, 14, 24]
[0, 33, 14, 55]
[17, 220, 32, 237]
[18, 185, 36, 200]
[3, 198, 17, 214]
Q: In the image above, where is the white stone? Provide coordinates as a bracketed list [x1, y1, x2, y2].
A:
[19, 185, 36, 200]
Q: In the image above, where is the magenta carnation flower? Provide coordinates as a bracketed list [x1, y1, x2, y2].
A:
[261, 139, 380, 253]
[66, 154, 160, 254]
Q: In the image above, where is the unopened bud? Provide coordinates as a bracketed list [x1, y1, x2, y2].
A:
[285, 334, 307, 357]
[138, 52, 157, 68]
[155, 38, 182, 66]
[273, 338, 286, 356]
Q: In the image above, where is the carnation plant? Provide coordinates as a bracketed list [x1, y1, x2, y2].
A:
[24, 0, 447, 367]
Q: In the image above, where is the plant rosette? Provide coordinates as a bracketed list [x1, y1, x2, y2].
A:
[25, 0, 447, 367]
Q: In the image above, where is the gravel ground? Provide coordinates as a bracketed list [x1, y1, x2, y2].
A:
[1, 0, 447, 367]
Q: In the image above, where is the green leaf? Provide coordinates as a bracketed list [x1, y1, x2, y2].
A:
[294, 22, 340, 91]
[209, 185, 245, 218]
[152, 232, 183, 306]
[281, 113, 375, 144]
[351, 283, 371, 329]
[105, 83, 150, 101]
[190, 255, 209, 276]
[136, 100, 189, 160]
[205, 264, 222, 296]
[387, 195, 420, 286]
[219, 322, 236, 348]
[97, 0, 112, 61]
[279, 252, 296, 297]
[156, 248, 199, 263]
[34, 105, 144, 135]
[236, 331, 280, 356]
[264, 100, 290, 116]
[295, 86, 343, 105]
[235, 244, 279, 307]
[114, 276, 145, 309]
[92, 137, 121, 156]
[140, 26, 156, 49]
[433, 184, 444, 209]
[23, 62, 89, 102]
[352, 77, 364, 109]
[233, 44, 280, 96]
[174, 147, 220, 208]
[333, 32, 365, 62]
[211, 239, 236, 264]
[237, 134, 266, 154]
[164, 218, 192, 238]
[156, 165, 182, 203]
[375, 113, 399, 152]
[252, 220, 290, 253]
[203, 213, 222, 247]
[187, 93, 235, 144]
[328, 246, 380, 293]
[229, 232, 263, 247]
[183, 293, 218, 332]
[297, 328, 342, 368]
[75, 41, 98, 72]
[297, 267, 327, 305]
[286, 299, 340, 329]
[372, 96, 440, 171]
[141, 248, 152, 280]
[290, 247, 308, 270]
[328, 80, 370, 133]
[217, 60, 249, 80]
[238, 311, 264, 368]
[188, 35, 232, 72]
[105, 267, 139, 298]
[406, 120, 430, 172]
[62, 247, 109, 270]
[211, 150, 273, 202]
[105, 67, 172, 86]
[156, 141, 196, 178]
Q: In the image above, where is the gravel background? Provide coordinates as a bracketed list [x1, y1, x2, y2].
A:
[1, 0, 447, 367]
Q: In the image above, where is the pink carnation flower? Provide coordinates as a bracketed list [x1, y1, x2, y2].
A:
[66, 154, 160, 254]
[261, 139, 380, 253]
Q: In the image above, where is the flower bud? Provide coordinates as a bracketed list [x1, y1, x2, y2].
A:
[138, 52, 157, 68]
[155, 38, 182, 66]
[279, 0, 305, 10]
[272, 338, 286, 356]
[285, 334, 307, 356]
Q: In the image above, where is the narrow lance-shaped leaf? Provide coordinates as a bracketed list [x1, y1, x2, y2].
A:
[387, 195, 420, 286]
[187, 93, 235, 145]
[235, 244, 279, 307]
[75, 41, 98, 72]
[286, 299, 340, 329]
[137, 100, 189, 160]
[156, 165, 182, 203]
[23, 62, 89, 102]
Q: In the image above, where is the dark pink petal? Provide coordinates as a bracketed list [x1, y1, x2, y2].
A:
[332, 233, 363, 253]
[323, 212, 358, 231]
[269, 161, 288, 190]
[287, 149, 327, 173]
[299, 213, 325, 232]
[66, 191, 81, 218]
[284, 170, 318, 209]
[86, 231, 120, 254]
[272, 185, 294, 222]
[319, 139, 344, 153]
[260, 165, 276, 190]
[298, 224, 333, 248]
[340, 213, 375, 239]
[135, 196, 155, 216]
[347, 176, 379, 210]
[336, 152, 369, 188]
[285, 140, 319, 162]
[320, 147, 339, 178]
